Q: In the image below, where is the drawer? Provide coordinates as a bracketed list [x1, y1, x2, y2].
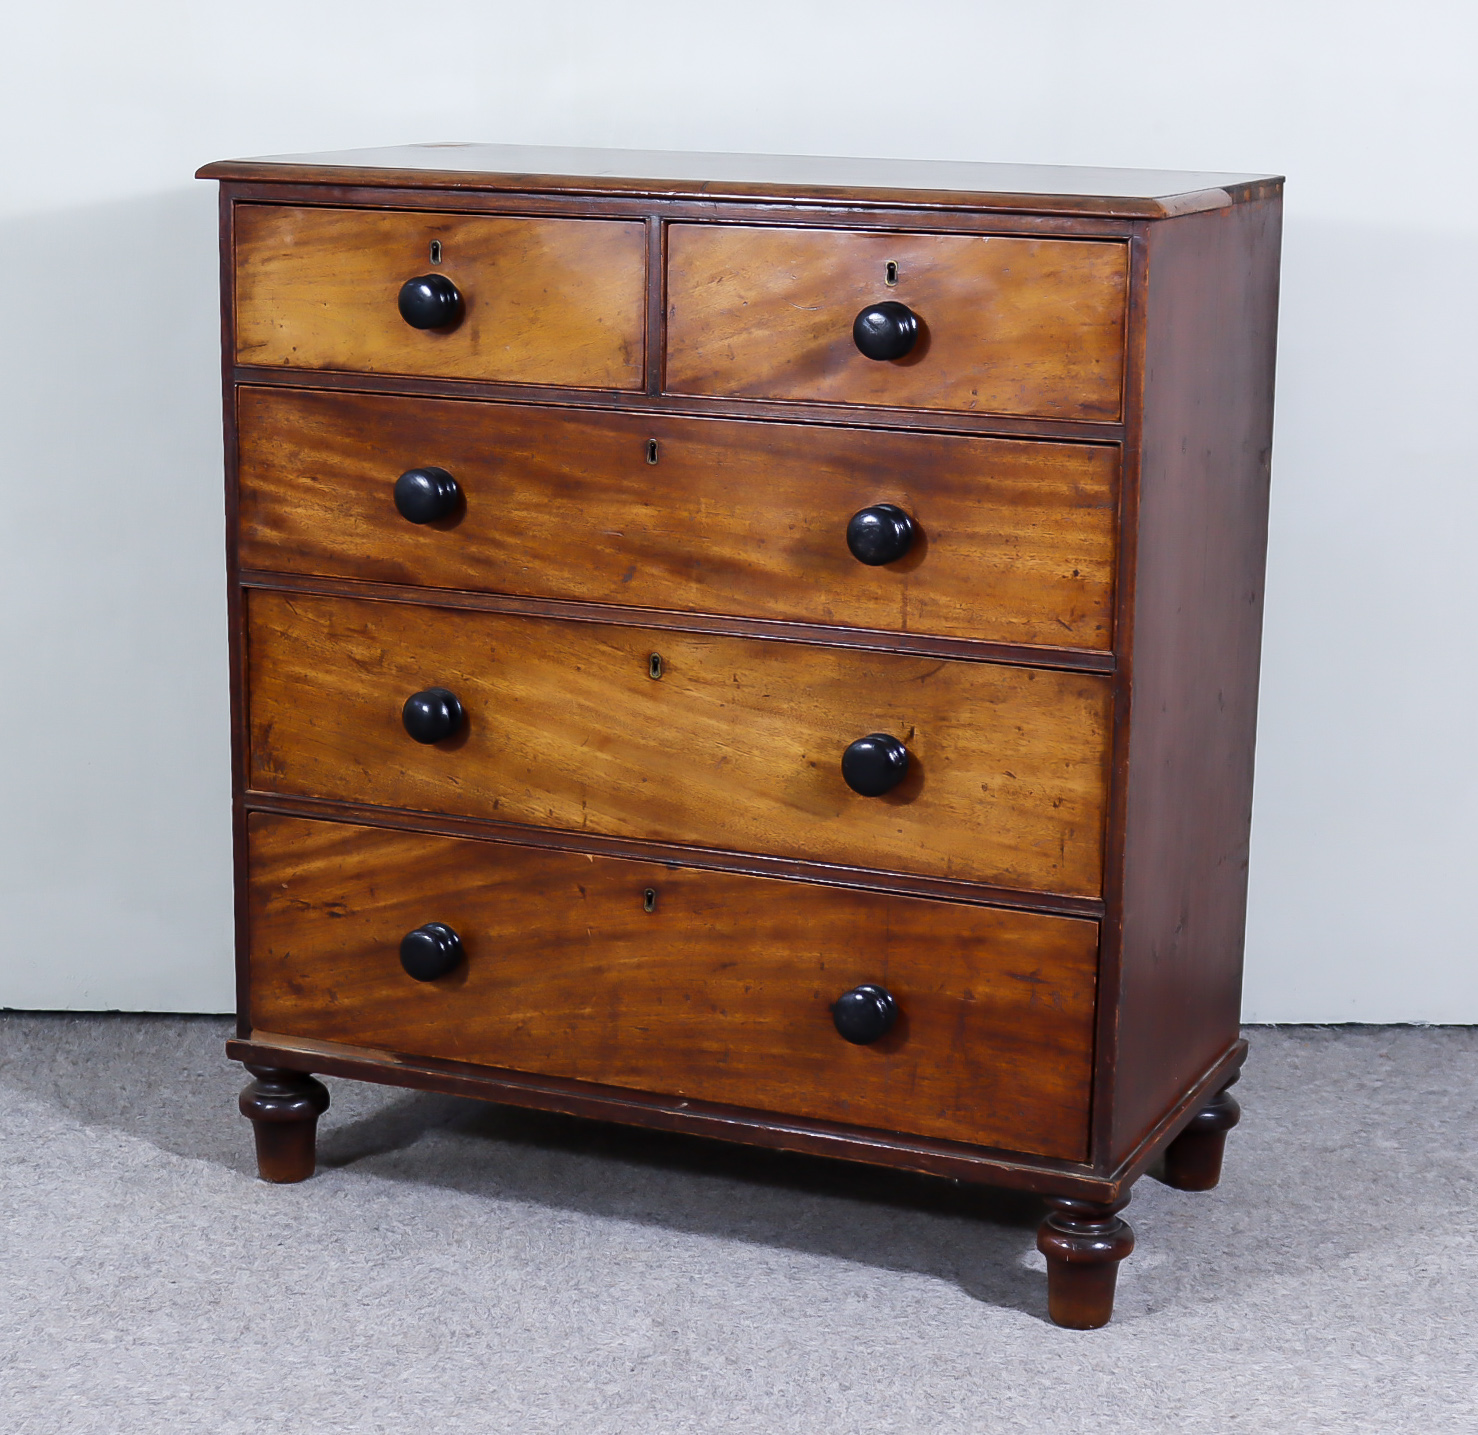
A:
[237, 386, 1119, 650]
[246, 592, 1112, 896]
[247, 813, 1099, 1160]
[233, 205, 647, 389]
[666, 224, 1127, 421]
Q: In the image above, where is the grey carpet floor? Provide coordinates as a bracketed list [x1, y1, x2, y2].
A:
[0, 1019, 1474, 1434]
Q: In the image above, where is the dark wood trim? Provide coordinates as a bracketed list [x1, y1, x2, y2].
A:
[226, 1030, 1111, 1195]
[644, 215, 662, 396]
[202, 164, 1280, 221]
[655, 216, 671, 395]
[221, 193, 252, 1041]
[236, 568, 1117, 674]
[229, 363, 1128, 446]
[1087, 223, 1152, 1166]
[239, 792, 1108, 920]
[222, 1031, 1245, 1198]
[216, 180, 1151, 239]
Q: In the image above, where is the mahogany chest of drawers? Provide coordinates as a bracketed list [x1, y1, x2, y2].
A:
[200, 144, 1281, 1328]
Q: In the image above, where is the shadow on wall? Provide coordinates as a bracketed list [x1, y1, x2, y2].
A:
[1245, 214, 1478, 1022]
[0, 186, 233, 1011]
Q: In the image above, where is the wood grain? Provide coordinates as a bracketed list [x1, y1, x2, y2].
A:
[245, 591, 1113, 896]
[666, 225, 1127, 420]
[236, 386, 1119, 650]
[233, 205, 647, 388]
[247, 813, 1099, 1160]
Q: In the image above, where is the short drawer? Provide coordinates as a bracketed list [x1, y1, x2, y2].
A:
[247, 813, 1099, 1160]
[666, 224, 1127, 421]
[237, 386, 1119, 651]
[233, 205, 647, 389]
[245, 592, 1112, 897]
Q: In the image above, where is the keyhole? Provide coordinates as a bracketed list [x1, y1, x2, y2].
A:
[643, 888, 657, 913]
[885, 260, 899, 287]
[429, 240, 443, 265]
[646, 439, 659, 465]
[648, 653, 663, 680]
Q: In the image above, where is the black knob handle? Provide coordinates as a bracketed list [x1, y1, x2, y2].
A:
[402, 687, 464, 744]
[400, 922, 464, 981]
[841, 733, 909, 796]
[394, 466, 461, 524]
[846, 504, 915, 565]
[853, 301, 919, 361]
[832, 984, 899, 1044]
[398, 273, 463, 330]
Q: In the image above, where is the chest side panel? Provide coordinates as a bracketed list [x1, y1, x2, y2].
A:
[1107, 197, 1281, 1161]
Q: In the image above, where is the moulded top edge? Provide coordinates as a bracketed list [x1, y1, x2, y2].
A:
[196, 143, 1283, 218]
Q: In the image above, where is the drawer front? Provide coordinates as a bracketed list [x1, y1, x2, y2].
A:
[233, 205, 647, 389]
[666, 224, 1127, 420]
[237, 386, 1119, 650]
[246, 592, 1112, 896]
[247, 814, 1098, 1160]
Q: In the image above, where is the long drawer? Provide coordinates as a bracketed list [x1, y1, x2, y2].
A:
[665, 224, 1128, 420]
[247, 814, 1099, 1160]
[233, 205, 648, 389]
[236, 386, 1119, 650]
[245, 591, 1112, 896]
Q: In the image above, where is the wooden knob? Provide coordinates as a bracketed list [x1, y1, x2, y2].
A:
[394, 467, 461, 524]
[832, 984, 899, 1044]
[841, 733, 909, 796]
[853, 301, 919, 361]
[846, 504, 915, 565]
[400, 922, 464, 981]
[401, 687, 464, 744]
[397, 274, 462, 330]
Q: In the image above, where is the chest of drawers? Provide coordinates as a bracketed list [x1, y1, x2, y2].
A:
[201, 145, 1281, 1329]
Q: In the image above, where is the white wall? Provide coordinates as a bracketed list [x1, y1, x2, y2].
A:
[1, 1, 1474, 1018]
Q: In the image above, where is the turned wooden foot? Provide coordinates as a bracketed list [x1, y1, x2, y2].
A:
[239, 1065, 330, 1183]
[1037, 1195, 1134, 1329]
[1160, 1077, 1241, 1191]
